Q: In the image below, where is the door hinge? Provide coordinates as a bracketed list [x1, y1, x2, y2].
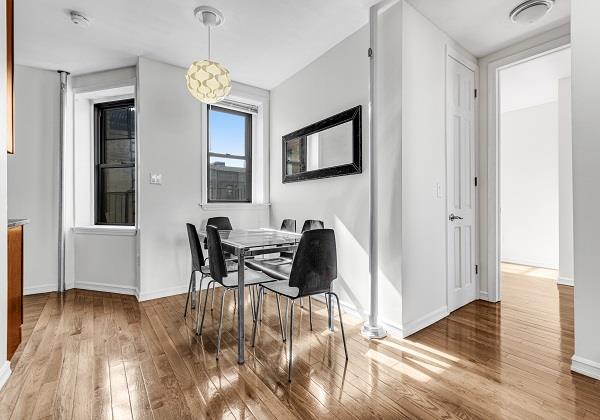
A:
[475, 265, 479, 275]
[474, 177, 478, 187]
[474, 89, 478, 98]
[368, 48, 373, 58]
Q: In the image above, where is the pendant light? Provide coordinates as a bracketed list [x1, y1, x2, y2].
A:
[186, 6, 232, 104]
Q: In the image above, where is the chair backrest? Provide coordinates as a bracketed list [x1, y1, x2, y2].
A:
[206, 225, 228, 285]
[301, 219, 324, 233]
[186, 223, 205, 271]
[206, 217, 233, 231]
[289, 229, 337, 297]
[280, 219, 296, 232]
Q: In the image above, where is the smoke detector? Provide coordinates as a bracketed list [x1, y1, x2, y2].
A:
[510, 0, 554, 24]
[70, 11, 91, 28]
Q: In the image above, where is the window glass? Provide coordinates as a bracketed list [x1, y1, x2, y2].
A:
[207, 106, 252, 202]
[95, 100, 136, 225]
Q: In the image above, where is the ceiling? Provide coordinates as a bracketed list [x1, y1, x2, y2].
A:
[500, 47, 571, 113]
[407, 0, 571, 57]
[15, 0, 378, 90]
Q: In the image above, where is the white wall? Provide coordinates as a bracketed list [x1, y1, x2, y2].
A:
[8, 65, 60, 294]
[66, 68, 138, 294]
[571, 0, 600, 380]
[269, 26, 372, 319]
[400, 1, 460, 332]
[0, 5, 10, 381]
[136, 57, 269, 301]
[270, 1, 473, 336]
[558, 77, 574, 284]
[500, 102, 559, 269]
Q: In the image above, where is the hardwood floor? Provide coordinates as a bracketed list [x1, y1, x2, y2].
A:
[1, 265, 599, 419]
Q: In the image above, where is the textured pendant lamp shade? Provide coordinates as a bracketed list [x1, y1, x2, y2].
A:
[186, 60, 231, 104]
[186, 6, 231, 104]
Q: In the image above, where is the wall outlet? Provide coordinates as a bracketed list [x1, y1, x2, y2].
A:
[150, 173, 162, 185]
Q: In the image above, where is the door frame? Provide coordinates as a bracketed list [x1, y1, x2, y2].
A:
[485, 35, 570, 302]
[446, 45, 480, 311]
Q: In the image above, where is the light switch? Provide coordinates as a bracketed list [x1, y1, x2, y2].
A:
[150, 173, 162, 185]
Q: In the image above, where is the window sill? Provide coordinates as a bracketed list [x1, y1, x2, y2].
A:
[199, 203, 271, 211]
[72, 226, 138, 236]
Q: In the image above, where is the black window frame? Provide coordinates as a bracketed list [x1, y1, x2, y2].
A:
[94, 99, 136, 226]
[207, 105, 253, 203]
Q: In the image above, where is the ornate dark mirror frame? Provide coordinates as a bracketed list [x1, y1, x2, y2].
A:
[282, 105, 362, 183]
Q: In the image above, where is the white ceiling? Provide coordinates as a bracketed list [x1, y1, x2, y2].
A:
[15, 0, 378, 90]
[500, 47, 571, 113]
[407, 0, 571, 57]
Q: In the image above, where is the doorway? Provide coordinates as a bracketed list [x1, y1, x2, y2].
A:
[491, 44, 572, 300]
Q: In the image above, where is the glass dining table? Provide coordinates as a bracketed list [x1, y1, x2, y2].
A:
[196, 228, 301, 363]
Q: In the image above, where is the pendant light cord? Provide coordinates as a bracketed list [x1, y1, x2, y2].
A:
[207, 25, 211, 60]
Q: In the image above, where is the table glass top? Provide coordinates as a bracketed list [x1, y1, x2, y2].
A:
[198, 228, 301, 250]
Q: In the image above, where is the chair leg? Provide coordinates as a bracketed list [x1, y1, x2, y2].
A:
[233, 289, 238, 312]
[308, 296, 313, 331]
[250, 286, 256, 322]
[327, 293, 334, 332]
[276, 294, 286, 342]
[183, 271, 195, 318]
[211, 282, 216, 311]
[288, 300, 295, 382]
[216, 288, 228, 360]
[197, 279, 213, 335]
[330, 292, 348, 360]
[251, 287, 264, 347]
[191, 272, 197, 310]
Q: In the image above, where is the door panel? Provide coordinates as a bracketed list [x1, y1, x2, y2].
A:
[447, 56, 477, 313]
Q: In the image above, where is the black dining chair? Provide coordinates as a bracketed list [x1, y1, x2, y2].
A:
[251, 229, 347, 381]
[206, 216, 233, 231]
[198, 225, 275, 359]
[183, 223, 238, 318]
[280, 219, 296, 233]
[301, 219, 324, 233]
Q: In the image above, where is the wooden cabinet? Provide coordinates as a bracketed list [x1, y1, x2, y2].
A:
[7, 225, 23, 359]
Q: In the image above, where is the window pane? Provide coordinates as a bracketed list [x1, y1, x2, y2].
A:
[105, 106, 135, 139]
[104, 138, 135, 164]
[209, 107, 247, 156]
[209, 156, 249, 202]
[99, 167, 135, 225]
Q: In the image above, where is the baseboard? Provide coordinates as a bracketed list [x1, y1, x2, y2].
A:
[571, 355, 600, 380]
[73, 281, 138, 296]
[401, 306, 449, 338]
[24, 284, 57, 295]
[0, 360, 12, 391]
[137, 284, 189, 302]
[479, 290, 490, 300]
[500, 257, 558, 270]
[558, 277, 574, 287]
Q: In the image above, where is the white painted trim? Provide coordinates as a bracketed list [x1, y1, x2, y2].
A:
[72, 226, 138, 236]
[199, 203, 270, 211]
[401, 306, 449, 338]
[558, 277, 574, 287]
[69, 281, 138, 296]
[24, 284, 57, 295]
[0, 361, 12, 391]
[479, 290, 489, 300]
[500, 257, 558, 270]
[571, 355, 600, 380]
[137, 284, 190, 302]
[484, 34, 571, 304]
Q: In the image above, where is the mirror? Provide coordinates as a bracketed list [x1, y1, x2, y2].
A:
[282, 105, 362, 183]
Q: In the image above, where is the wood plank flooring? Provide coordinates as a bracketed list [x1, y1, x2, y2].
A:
[1, 264, 599, 419]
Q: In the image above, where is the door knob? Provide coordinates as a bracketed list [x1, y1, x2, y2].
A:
[449, 213, 463, 221]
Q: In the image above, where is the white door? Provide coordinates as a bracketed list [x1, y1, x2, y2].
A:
[447, 55, 477, 313]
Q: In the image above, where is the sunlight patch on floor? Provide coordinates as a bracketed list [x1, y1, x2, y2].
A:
[501, 262, 557, 280]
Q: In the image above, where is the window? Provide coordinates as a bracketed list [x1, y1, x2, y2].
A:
[207, 105, 252, 202]
[94, 99, 136, 225]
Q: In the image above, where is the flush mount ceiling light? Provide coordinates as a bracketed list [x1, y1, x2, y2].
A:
[185, 6, 232, 104]
[509, 0, 554, 24]
[69, 11, 91, 28]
